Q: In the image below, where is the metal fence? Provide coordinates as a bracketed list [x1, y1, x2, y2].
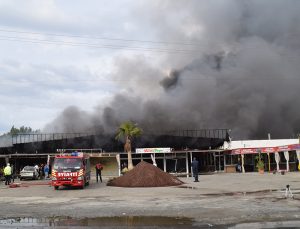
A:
[162, 129, 230, 139]
[11, 133, 92, 145]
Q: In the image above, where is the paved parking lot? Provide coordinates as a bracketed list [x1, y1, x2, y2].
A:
[0, 172, 300, 226]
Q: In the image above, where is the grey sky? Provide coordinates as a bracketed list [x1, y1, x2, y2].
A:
[0, 0, 300, 140]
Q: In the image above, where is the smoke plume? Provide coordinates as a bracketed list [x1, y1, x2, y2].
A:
[45, 0, 300, 140]
[160, 70, 181, 91]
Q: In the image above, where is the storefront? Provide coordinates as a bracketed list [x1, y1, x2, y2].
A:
[226, 141, 300, 173]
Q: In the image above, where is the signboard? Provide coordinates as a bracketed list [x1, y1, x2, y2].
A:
[240, 148, 258, 154]
[230, 144, 300, 155]
[261, 147, 278, 153]
[231, 149, 241, 155]
[136, 148, 171, 154]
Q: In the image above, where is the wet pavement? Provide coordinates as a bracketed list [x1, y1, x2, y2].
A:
[1, 217, 300, 228]
[0, 216, 198, 228]
[1, 173, 300, 228]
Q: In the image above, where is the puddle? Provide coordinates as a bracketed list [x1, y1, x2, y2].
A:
[177, 185, 197, 190]
[202, 189, 278, 197]
[0, 216, 209, 228]
[228, 220, 300, 228]
[1, 217, 300, 228]
[176, 186, 283, 196]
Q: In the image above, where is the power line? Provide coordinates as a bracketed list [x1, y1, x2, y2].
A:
[0, 28, 203, 46]
[0, 77, 298, 85]
[0, 35, 202, 54]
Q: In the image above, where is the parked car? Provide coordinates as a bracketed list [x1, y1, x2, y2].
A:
[20, 166, 39, 180]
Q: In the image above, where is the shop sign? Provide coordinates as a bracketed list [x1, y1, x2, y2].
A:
[231, 144, 300, 155]
[261, 147, 278, 153]
[136, 148, 171, 154]
[231, 148, 258, 155]
[240, 148, 258, 154]
[231, 149, 241, 155]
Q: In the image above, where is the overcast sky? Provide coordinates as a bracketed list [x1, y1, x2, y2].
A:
[1, 0, 299, 139]
[0, 0, 164, 133]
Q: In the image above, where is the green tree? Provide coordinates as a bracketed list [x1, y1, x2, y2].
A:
[115, 121, 142, 170]
[8, 125, 39, 136]
[10, 125, 19, 136]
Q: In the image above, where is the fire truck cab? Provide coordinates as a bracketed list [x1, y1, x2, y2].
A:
[51, 152, 91, 190]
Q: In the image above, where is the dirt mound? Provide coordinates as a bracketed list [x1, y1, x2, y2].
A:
[107, 161, 184, 187]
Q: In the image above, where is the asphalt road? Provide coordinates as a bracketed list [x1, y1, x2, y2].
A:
[0, 172, 300, 227]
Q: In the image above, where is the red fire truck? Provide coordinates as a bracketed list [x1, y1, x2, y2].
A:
[51, 152, 91, 190]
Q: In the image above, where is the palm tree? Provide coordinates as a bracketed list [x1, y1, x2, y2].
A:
[115, 121, 142, 170]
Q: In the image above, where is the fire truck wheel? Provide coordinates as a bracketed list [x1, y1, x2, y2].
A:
[54, 186, 59, 190]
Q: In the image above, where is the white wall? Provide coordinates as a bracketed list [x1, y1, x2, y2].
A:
[223, 139, 299, 150]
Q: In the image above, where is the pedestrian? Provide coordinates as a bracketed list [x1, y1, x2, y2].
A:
[95, 162, 103, 183]
[192, 157, 199, 182]
[39, 164, 44, 179]
[236, 158, 242, 173]
[44, 164, 49, 179]
[4, 163, 12, 185]
[34, 164, 39, 175]
[121, 162, 128, 175]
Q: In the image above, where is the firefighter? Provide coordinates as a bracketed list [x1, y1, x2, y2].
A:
[95, 162, 103, 183]
[4, 163, 12, 185]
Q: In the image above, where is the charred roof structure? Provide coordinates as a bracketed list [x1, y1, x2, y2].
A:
[0, 129, 229, 155]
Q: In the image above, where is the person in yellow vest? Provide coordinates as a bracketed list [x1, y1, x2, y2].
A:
[4, 163, 12, 185]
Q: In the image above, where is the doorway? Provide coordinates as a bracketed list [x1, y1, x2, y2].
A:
[215, 152, 225, 171]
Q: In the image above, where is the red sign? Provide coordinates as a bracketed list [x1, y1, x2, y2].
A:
[261, 147, 278, 153]
[231, 148, 258, 155]
[230, 144, 300, 155]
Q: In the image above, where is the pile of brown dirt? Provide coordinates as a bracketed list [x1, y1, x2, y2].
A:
[107, 161, 184, 187]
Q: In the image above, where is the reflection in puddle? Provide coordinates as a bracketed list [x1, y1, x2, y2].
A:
[228, 220, 300, 229]
[0, 216, 200, 228]
[202, 189, 278, 197]
[177, 185, 197, 190]
[0, 216, 300, 229]
[1, 217, 300, 228]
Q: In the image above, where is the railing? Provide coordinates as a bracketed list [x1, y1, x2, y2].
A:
[11, 133, 92, 145]
[161, 129, 230, 139]
[11, 129, 231, 146]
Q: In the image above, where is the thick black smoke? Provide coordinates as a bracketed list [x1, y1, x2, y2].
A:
[160, 70, 181, 91]
[45, 0, 300, 140]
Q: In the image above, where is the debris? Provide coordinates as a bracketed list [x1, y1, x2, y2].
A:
[107, 161, 184, 187]
[9, 183, 21, 188]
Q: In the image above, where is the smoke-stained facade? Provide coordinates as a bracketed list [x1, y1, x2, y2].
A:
[44, 0, 300, 140]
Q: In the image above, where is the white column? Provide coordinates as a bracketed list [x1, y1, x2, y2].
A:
[151, 154, 157, 166]
[116, 154, 121, 176]
[186, 152, 189, 178]
[241, 154, 245, 173]
[213, 152, 216, 171]
[284, 151, 290, 172]
[275, 152, 280, 171]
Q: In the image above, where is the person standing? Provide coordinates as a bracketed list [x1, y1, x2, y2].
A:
[4, 163, 12, 185]
[121, 162, 128, 175]
[34, 164, 39, 178]
[44, 164, 49, 179]
[95, 162, 103, 183]
[192, 157, 199, 182]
